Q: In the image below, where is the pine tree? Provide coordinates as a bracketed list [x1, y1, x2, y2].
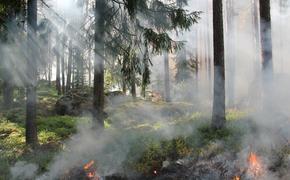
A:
[26, 0, 38, 147]
[212, 0, 226, 129]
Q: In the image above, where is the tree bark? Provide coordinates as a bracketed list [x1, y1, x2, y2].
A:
[66, 40, 72, 92]
[164, 52, 171, 102]
[61, 36, 66, 94]
[26, 0, 38, 147]
[122, 78, 127, 94]
[56, 50, 61, 95]
[259, 0, 273, 111]
[212, 0, 226, 129]
[131, 73, 136, 98]
[48, 63, 52, 87]
[48, 36, 52, 87]
[88, 47, 92, 87]
[259, 0, 273, 76]
[93, 0, 106, 129]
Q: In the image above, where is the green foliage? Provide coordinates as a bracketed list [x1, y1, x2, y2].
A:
[170, 9, 200, 30]
[38, 131, 61, 144]
[3, 107, 25, 124]
[143, 28, 182, 53]
[197, 125, 232, 145]
[124, 0, 148, 17]
[125, 136, 192, 174]
[0, 116, 77, 161]
[37, 116, 77, 138]
[0, 115, 78, 179]
[0, 118, 25, 160]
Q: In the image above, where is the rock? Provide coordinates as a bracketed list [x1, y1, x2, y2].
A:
[55, 90, 91, 116]
[162, 160, 170, 168]
[55, 90, 125, 116]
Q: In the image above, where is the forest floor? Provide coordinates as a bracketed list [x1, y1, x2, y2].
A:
[1, 85, 290, 179]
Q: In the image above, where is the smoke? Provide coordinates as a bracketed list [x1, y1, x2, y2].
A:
[4, 0, 290, 179]
[10, 161, 38, 180]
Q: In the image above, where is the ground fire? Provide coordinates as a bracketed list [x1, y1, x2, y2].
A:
[83, 160, 100, 180]
[247, 152, 264, 178]
[232, 175, 240, 180]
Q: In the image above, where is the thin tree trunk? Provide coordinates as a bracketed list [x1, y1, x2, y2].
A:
[131, 72, 136, 98]
[122, 76, 127, 94]
[164, 52, 171, 102]
[66, 40, 72, 92]
[61, 36, 66, 94]
[259, 0, 273, 76]
[259, 0, 273, 110]
[26, 0, 38, 147]
[75, 48, 80, 89]
[48, 36, 52, 87]
[56, 51, 61, 95]
[88, 47, 92, 87]
[212, 0, 226, 129]
[80, 54, 84, 88]
[72, 53, 75, 89]
[93, 0, 106, 129]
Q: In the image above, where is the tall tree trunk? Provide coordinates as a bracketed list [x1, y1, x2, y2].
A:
[131, 73, 136, 98]
[61, 36, 66, 94]
[48, 35, 52, 87]
[164, 52, 171, 102]
[56, 51, 61, 95]
[66, 40, 72, 92]
[88, 47, 92, 87]
[259, 0, 273, 75]
[212, 0, 226, 129]
[122, 78, 127, 94]
[75, 48, 80, 89]
[259, 0, 273, 111]
[48, 63, 52, 87]
[72, 53, 75, 89]
[26, 0, 38, 147]
[80, 54, 84, 88]
[93, 0, 106, 129]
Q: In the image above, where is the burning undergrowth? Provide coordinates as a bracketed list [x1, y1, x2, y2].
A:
[8, 102, 290, 180]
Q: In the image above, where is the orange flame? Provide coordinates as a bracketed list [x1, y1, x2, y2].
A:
[247, 152, 263, 177]
[233, 176, 240, 180]
[84, 160, 95, 170]
[88, 172, 95, 178]
[83, 160, 99, 180]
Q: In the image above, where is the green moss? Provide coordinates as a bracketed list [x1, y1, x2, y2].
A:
[0, 119, 26, 160]
[37, 116, 77, 138]
[0, 115, 77, 179]
[2, 107, 25, 124]
[198, 124, 232, 145]
[38, 131, 61, 144]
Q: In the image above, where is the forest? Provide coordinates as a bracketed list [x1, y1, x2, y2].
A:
[1, 0, 290, 179]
